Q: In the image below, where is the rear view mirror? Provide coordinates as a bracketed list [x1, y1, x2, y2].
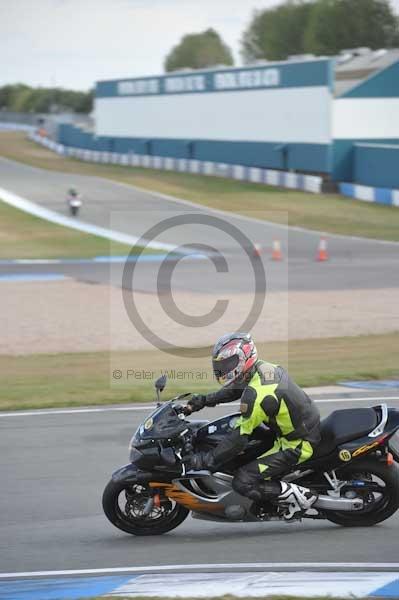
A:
[155, 374, 167, 404]
[155, 374, 167, 392]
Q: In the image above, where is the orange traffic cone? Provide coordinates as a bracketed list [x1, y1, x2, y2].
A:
[253, 243, 262, 258]
[316, 237, 329, 261]
[271, 239, 283, 261]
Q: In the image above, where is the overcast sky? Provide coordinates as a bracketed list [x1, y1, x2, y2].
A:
[1, 0, 399, 91]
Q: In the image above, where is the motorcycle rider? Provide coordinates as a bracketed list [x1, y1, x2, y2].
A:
[184, 332, 321, 520]
[66, 186, 82, 216]
[67, 186, 79, 201]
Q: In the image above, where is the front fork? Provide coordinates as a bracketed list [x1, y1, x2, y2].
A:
[141, 488, 162, 516]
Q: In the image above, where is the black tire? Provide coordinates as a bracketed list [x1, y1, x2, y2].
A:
[102, 479, 189, 536]
[325, 458, 399, 527]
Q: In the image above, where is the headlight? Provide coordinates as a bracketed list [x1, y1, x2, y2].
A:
[130, 426, 143, 447]
[129, 425, 156, 451]
[128, 430, 140, 457]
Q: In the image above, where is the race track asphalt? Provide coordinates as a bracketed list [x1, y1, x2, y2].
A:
[1, 157, 399, 575]
[1, 394, 398, 574]
[0, 157, 398, 293]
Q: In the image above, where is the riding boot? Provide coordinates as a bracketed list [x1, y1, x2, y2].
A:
[277, 482, 318, 521]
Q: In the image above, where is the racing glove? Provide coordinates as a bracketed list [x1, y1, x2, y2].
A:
[186, 394, 207, 413]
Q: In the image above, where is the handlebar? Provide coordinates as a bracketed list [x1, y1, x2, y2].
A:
[172, 401, 193, 417]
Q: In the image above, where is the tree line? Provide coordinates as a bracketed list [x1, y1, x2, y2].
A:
[0, 84, 93, 114]
[164, 0, 399, 71]
[2, 0, 398, 113]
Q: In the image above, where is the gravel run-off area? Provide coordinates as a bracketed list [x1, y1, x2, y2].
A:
[1, 279, 399, 355]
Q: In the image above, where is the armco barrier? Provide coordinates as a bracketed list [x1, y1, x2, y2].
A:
[339, 182, 399, 208]
[28, 132, 323, 194]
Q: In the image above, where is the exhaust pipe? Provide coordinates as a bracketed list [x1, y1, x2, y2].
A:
[314, 494, 364, 511]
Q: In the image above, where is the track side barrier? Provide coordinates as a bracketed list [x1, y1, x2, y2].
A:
[28, 132, 323, 194]
[340, 182, 399, 209]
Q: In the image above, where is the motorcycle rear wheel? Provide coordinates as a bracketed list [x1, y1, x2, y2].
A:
[102, 479, 189, 535]
[325, 458, 399, 527]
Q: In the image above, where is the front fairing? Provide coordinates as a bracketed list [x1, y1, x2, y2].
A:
[131, 401, 188, 450]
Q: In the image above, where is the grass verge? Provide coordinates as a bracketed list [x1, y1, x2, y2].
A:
[1, 332, 398, 411]
[1, 132, 399, 241]
[0, 198, 136, 259]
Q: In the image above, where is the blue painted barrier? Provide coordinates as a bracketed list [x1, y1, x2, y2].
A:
[30, 132, 323, 194]
[339, 182, 399, 208]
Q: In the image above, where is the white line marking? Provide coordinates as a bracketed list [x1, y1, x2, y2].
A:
[1, 563, 399, 579]
[0, 185, 175, 252]
[0, 396, 398, 418]
[112, 572, 399, 599]
[2, 154, 399, 248]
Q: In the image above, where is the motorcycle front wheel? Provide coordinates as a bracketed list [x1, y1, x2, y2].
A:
[325, 458, 399, 527]
[102, 479, 189, 535]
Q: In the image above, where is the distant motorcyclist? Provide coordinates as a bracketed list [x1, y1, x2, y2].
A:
[66, 186, 82, 217]
[184, 332, 321, 520]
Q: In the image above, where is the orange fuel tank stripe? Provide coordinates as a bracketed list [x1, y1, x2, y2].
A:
[149, 482, 223, 512]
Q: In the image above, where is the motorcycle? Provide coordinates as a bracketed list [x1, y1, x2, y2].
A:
[103, 375, 399, 535]
[67, 194, 82, 216]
